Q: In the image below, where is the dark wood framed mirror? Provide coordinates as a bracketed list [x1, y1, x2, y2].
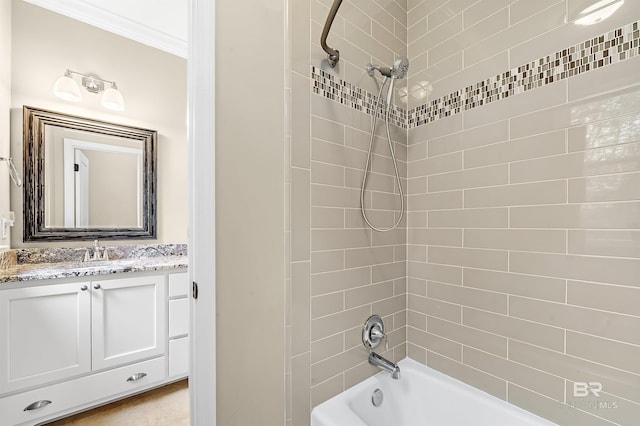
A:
[23, 106, 157, 241]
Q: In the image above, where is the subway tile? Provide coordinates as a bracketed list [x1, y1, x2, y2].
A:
[312, 228, 371, 251]
[311, 266, 371, 296]
[427, 120, 509, 156]
[291, 74, 310, 168]
[464, 2, 565, 66]
[311, 184, 361, 208]
[510, 296, 640, 346]
[407, 211, 428, 228]
[465, 80, 568, 130]
[509, 339, 640, 405]
[429, 207, 508, 228]
[345, 208, 395, 229]
[343, 360, 379, 390]
[409, 53, 463, 99]
[429, 164, 508, 191]
[508, 384, 615, 426]
[311, 250, 344, 273]
[408, 228, 463, 246]
[569, 54, 640, 102]
[312, 115, 345, 144]
[427, 351, 507, 400]
[345, 281, 394, 309]
[409, 14, 462, 61]
[311, 305, 371, 341]
[312, 292, 344, 319]
[291, 353, 311, 425]
[567, 331, 640, 375]
[312, 139, 366, 170]
[463, 229, 567, 253]
[408, 261, 463, 284]
[408, 327, 462, 361]
[510, 251, 640, 287]
[344, 21, 393, 64]
[311, 346, 367, 386]
[372, 20, 405, 56]
[292, 169, 310, 262]
[428, 0, 479, 30]
[565, 383, 640, 426]
[372, 294, 406, 316]
[568, 113, 640, 152]
[463, 130, 566, 169]
[407, 343, 427, 364]
[509, 0, 564, 25]
[510, 143, 640, 183]
[407, 176, 428, 194]
[408, 293, 462, 323]
[292, 262, 310, 356]
[408, 152, 463, 178]
[429, 8, 508, 66]
[346, 168, 396, 193]
[510, 202, 640, 229]
[569, 172, 640, 203]
[310, 374, 343, 407]
[463, 347, 565, 401]
[463, 307, 564, 352]
[345, 246, 394, 268]
[372, 227, 407, 246]
[464, 0, 513, 28]
[568, 280, 640, 317]
[568, 230, 640, 259]
[429, 246, 508, 271]
[334, 0, 371, 35]
[311, 161, 344, 187]
[310, 333, 344, 364]
[510, 86, 640, 139]
[372, 261, 406, 283]
[464, 181, 567, 208]
[428, 316, 508, 357]
[408, 190, 463, 211]
[311, 207, 344, 229]
[410, 112, 463, 141]
[428, 281, 507, 314]
[408, 277, 427, 296]
[463, 268, 566, 302]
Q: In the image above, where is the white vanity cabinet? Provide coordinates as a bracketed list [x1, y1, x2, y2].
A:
[0, 270, 189, 426]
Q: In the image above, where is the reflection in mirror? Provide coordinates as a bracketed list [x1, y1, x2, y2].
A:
[24, 106, 157, 241]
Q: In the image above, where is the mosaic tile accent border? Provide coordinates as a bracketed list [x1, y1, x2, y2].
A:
[311, 67, 407, 129]
[310, 21, 640, 130]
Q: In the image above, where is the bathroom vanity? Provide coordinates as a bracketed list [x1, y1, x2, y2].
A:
[0, 246, 189, 426]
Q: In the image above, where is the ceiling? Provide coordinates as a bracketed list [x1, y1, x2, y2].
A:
[22, 0, 188, 58]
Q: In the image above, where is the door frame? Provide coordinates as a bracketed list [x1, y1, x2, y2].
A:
[188, 0, 216, 424]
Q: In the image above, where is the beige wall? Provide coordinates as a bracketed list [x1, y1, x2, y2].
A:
[215, 0, 286, 424]
[10, 0, 187, 247]
[0, 1, 11, 249]
[406, 1, 640, 425]
[288, 1, 409, 425]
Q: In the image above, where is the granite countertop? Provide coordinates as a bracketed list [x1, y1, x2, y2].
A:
[0, 244, 188, 283]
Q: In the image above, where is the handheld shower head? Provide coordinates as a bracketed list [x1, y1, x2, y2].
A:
[391, 57, 409, 79]
[366, 57, 409, 80]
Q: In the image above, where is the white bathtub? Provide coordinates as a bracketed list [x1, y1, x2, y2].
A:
[311, 358, 556, 426]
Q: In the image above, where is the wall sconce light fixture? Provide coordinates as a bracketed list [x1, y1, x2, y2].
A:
[53, 69, 126, 111]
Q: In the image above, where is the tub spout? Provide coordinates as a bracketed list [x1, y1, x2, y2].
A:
[369, 352, 400, 379]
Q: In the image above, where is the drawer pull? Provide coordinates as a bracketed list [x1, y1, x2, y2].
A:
[126, 372, 147, 382]
[24, 400, 52, 411]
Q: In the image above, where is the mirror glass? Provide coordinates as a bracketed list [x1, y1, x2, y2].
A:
[24, 106, 157, 241]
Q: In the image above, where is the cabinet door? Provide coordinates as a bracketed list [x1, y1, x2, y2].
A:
[92, 275, 166, 370]
[0, 283, 91, 394]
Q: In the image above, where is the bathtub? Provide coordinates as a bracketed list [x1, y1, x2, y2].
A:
[311, 358, 556, 426]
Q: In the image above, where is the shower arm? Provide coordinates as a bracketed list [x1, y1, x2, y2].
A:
[320, 0, 343, 67]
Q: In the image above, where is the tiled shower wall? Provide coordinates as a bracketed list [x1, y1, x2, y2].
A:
[288, 0, 640, 425]
[288, 1, 408, 425]
[406, 1, 640, 425]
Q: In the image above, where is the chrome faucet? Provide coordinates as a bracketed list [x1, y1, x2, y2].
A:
[83, 240, 109, 262]
[362, 314, 401, 380]
[369, 352, 401, 380]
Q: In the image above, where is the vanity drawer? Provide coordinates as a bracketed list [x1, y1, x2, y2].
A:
[169, 298, 189, 337]
[168, 272, 189, 297]
[0, 357, 166, 426]
[169, 336, 189, 377]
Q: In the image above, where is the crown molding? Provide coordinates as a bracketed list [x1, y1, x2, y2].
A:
[22, 0, 187, 58]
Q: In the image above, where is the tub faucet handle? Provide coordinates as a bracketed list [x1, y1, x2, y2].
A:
[363, 314, 387, 350]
